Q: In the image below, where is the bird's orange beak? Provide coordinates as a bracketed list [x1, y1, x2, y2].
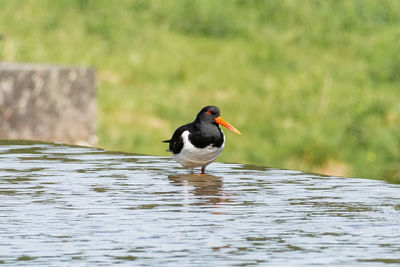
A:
[215, 116, 241, 135]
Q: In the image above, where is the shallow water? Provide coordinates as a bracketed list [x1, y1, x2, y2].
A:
[0, 140, 399, 266]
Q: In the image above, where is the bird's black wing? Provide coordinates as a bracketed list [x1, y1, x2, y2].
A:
[162, 124, 189, 154]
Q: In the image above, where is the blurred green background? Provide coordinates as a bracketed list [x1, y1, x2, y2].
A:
[0, 0, 399, 182]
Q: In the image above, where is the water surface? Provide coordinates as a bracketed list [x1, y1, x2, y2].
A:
[0, 140, 399, 266]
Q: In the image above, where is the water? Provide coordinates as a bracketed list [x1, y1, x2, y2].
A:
[0, 140, 399, 266]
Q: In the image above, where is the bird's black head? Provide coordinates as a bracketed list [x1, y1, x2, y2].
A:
[195, 106, 221, 124]
[194, 105, 241, 134]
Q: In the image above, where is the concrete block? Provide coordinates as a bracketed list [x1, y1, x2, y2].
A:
[0, 63, 97, 146]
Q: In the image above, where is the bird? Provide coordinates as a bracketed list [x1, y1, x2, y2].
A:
[163, 106, 241, 174]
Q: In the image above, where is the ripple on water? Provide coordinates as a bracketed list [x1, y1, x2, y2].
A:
[0, 140, 399, 266]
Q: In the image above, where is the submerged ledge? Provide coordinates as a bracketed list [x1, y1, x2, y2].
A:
[0, 140, 399, 266]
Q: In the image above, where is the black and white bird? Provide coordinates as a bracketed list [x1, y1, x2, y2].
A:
[163, 106, 241, 174]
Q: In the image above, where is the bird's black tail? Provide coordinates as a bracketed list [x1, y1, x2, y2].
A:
[162, 139, 171, 152]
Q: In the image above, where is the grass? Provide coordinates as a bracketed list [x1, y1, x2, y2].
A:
[0, 0, 399, 182]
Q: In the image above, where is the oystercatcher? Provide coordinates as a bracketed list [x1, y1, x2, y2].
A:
[163, 106, 241, 174]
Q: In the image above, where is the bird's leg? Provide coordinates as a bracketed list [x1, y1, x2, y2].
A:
[201, 166, 206, 174]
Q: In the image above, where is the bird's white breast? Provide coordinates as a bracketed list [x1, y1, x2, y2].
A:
[173, 130, 225, 168]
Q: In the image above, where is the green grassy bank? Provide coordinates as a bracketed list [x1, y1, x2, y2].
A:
[0, 0, 399, 182]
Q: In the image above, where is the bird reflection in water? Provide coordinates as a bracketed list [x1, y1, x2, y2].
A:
[168, 174, 231, 209]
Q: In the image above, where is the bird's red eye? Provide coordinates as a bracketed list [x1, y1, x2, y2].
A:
[206, 110, 211, 114]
